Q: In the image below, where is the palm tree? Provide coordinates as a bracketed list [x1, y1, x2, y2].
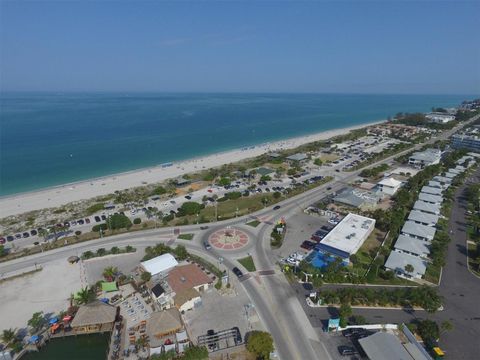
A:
[38, 228, 48, 242]
[404, 264, 414, 274]
[102, 266, 118, 281]
[75, 286, 95, 305]
[1, 328, 16, 347]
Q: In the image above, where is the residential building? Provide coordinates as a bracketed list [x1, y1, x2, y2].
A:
[407, 210, 438, 227]
[427, 180, 449, 190]
[333, 187, 381, 210]
[413, 200, 441, 215]
[432, 175, 452, 185]
[376, 177, 403, 196]
[316, 213, 375, 259]
[408, 149, 442, 169]
[418, 192, 443, 205]
[452, 134, 480, 153]
[385, 251, 428, 279]
[394, 234, 431, 259]
[401, 221, 436, 242]
[420, 186, 443, 196]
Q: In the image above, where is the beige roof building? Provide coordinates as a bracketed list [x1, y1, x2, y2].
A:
[71, 301, 117, 334]
[147, 309, 183, 347]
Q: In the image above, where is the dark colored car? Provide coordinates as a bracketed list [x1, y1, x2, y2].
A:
[300, 240, 315, 250]
[7, 235, 14, 242]
[101, 215, 107, 220]
[327, 186, 332, 190]
[232, 267, 243, 278]
[232, 326, 242, 344]
[77, 219, 84, 225]
[94, 216, 101, 222]
[206, 329, 217, 350]
[30, 229, 38, 236]
[200, 226, 209, 230]
[185, 195, 192, 200]
[338, 346, 358, 356]
[22, 232, 30, 238]
[203, 241, 212, 250]
[273, 205, 281, 210]
[311, 235, 321, 242]
[342, 328, 364, 337]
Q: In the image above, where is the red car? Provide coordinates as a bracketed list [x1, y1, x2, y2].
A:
[0, 237, 6, 244]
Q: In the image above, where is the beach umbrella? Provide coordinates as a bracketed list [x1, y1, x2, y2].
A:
[63, 315, 72, 322]
[100, 298, 109, 303]
[49, 317, 58, 325]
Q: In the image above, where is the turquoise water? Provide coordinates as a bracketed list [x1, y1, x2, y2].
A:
[21, 333, 110, 360]
[0, 93, 471, 196]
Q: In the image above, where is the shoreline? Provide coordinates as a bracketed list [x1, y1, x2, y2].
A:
[0, 119, 385, 217]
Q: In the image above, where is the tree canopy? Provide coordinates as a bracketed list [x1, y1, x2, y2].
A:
[246, 331, 274, 360]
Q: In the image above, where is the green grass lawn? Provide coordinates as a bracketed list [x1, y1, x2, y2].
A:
[246, 220, 261, 227]
[425, 263, 441, 284]
[178, 233, 194, 240]
[238, 256, 256, 272]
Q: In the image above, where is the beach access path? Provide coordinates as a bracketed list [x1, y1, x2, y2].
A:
[0, 121, 383, 218]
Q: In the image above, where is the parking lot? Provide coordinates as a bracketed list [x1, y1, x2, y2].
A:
[275, 211, 340, 264]
[183, 281, 264, 353]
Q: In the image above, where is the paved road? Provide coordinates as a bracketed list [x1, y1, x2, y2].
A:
[0, 118, 476, 360]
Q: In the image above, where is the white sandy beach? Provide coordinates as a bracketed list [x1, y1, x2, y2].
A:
[0, 120, 384, 217]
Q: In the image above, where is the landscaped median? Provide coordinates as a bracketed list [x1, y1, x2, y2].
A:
[310, 285, 443, 313]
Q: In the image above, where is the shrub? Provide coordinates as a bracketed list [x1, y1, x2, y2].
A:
[86, 203, 105, 215]
[246, 331, 274, 360]
[107, 213, 132, 230]
[92, 224, 108, 232]
[75, 230, 82, 236]
[133, 218, 142, 225]
[215, 281, 222, 290]
[180, 202, 203, 215]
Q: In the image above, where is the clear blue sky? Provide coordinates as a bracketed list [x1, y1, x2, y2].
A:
[1, 1, 479, 94]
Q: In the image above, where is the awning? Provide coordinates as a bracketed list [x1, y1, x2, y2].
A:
[63, 315, 72, 322]
[101, 282, 118, 292]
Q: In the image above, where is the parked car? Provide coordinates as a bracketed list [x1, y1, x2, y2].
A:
[206, 330, 217, 350]
[185, 195, 192, 200]
[101, 215, 107, 220]
[0, 237, 5, 244]
[94, 216, 101, 222]
[338, 346, 358, 356]
[342, 328, 364, 337]
[22, 232, 30, 238]
[77, 219, 85, 225]
[7, 235, 14, 242]
[30, 229, 38, 236]
[300, 240, 315, 250]
[232, 267, 243, 278]
[232, 326, 242, 344]
[85, 218, 91, 224]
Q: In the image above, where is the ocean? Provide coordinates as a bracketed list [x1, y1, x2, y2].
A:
[0, 93, 471, 196]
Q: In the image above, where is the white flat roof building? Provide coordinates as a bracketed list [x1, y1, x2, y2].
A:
[317, 213, 376, 259]
[408, 149, 442, 169]
[425, 113, 455, 124]
[377, 177, 403, 196]
[140, 253, 179, 277]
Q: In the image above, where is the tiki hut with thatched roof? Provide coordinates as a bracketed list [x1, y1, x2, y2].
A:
[70, 300, 117, 334]
[147, 308, 183, 348]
